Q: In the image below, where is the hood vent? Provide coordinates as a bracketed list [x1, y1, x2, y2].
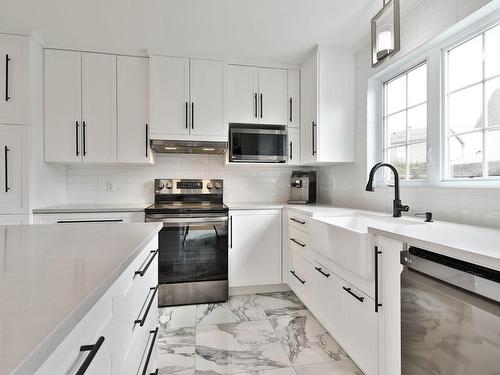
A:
[150, 140, 227, 155]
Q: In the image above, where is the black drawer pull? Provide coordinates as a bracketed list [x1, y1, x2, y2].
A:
[135, 250, 158, 277]
[343, 287, 364, 302]
[141, 328, 158, 375]
[315, 267, 330, 278]
[290, 270, 306, 284]
[56, 219, 123, 224]
[135, 286, 158, 327]
[290, 217, 306, 225]
[76, 336, 105, 375]
[290, 238, 306, 247]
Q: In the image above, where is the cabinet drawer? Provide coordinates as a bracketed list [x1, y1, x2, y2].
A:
[288, 226, 309, 254]
[287, 211, 309, 232]
[287, 251, 311, 302]
[36, 292, 114, 375]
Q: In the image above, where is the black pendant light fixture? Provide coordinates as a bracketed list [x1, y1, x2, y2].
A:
[371, 0, 401, 67]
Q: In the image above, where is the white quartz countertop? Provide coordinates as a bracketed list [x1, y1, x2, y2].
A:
[32, 203, 150, 214]
[0, 222, 162, 375]
[225, 202, 288, 210]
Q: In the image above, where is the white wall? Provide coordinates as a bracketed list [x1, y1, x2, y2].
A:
[66, 155, 296, 204]
[317, 0, 500, 228]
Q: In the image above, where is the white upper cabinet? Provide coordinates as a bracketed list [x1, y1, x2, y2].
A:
[225, 65, 258, 124]
[81, 53, 117, 163]
[44, 49, 82, 163]
[287, 69, 300, 128]
[149, 55, 190, 138]
[45, 50, 117, 163]
[225, 65, 288, 126]
[301, 46, 355, 165]
[190, 59, 225, 138]
[0, 125, 28, 214]
[0, 34, 28, 125]
[258, 68, 287, 125]
[117, 56, 153, 164]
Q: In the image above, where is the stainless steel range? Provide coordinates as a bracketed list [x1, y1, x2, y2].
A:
[145, 179, 228, 307]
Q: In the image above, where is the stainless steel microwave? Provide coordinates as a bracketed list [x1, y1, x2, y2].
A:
[229, 127, 287, 163]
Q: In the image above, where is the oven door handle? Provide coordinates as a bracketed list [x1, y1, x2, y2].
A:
[147, 216, 228, 226]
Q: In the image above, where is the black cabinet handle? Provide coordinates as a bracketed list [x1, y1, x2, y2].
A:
[375, 246, 382, 313]
[135, 250, 158, 277]
[150, 371, 158, 375]
[290, 270, 306, 284]
[312, 121, 317, 156]
[254, 93, 258, 118]
[343, 287, 364, 302]
[75, 121, 80, 156]
[56, 219, 123, 224]
[289, 141, 293, 160]
[185, 102, 188, 129]
[290, 217, 306, 225]
[289, 98, 293, 122]
[229, 215, 233, 249]
[141, 328, 158, 375]
[135, 286, 158, 327]
[290, 238, 305, 247]
[76, 336, 105, 375]
[82, 121, 87, 156]
[5, 54, 10, 101]
[315, 267, 330, 278]
[260, 93, 263, 118]
[191, 102, 194, 129]
[4, 146, 9, 193]
[145, 123, 149, 158]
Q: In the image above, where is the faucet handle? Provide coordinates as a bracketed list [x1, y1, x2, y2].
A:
[401, 205, 410, 212]
[415, 212, 433, 222]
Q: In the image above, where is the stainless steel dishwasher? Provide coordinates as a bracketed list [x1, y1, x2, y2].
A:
[400, 246, 500, 375]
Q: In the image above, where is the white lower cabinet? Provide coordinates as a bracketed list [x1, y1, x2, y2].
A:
[36, 236, 159, 375]
[229, 209, 282, 287]
[33, 211, 145, 224]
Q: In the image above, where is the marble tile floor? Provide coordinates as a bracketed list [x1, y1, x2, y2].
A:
[157, 291, 363, 375]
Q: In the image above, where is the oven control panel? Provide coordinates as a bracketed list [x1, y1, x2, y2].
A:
[155, 179, 223, 194]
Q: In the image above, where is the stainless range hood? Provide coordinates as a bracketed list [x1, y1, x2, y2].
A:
[150, 140, 227, 155]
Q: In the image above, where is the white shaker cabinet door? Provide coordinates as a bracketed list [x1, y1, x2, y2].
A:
[44, 49, 82, 163]
[287, 127, 300, 165]
[258, 68, 287, 125]
[229, 209, 282, 287]
[0, 125, 28, 214]
[0, 34, 27, 125]
[225, 65, 258, 125]
[117, 56, 152, 163]
[287, 69, 300, 128]
[81, 53, 117, 163]
[149, 55, 190, 137]
[190, 59, 225, 138]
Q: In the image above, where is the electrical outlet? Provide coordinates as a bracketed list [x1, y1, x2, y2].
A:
[106, 179, 115, 192]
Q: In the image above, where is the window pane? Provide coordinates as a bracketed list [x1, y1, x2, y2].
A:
[485, 24, 500, 79]
[486, 77, 500, 127]
[448, 35, 483, 92]
[388, 146, 407, 179]
[408, 104, 427, 143]
[449, 84, 483, 134]
[386, 75, 406, 114]
[449, 132, 483, 178]
[408, 142, 427, 179]
[387, 111, 406, 146]
[407, 65, 427, 107]
[487, 129, 500, 176]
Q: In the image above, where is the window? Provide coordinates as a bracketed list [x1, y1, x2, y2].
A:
[383, 63, 428, 181]
[445, 24, 500, 179]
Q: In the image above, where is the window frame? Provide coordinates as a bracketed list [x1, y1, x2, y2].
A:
[382, 61, 429, 182]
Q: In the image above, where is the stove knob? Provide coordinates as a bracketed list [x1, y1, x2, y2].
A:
[165, 182, 173, 189]
[206, 182, 213, 190]
[214, 182, 222, 189]
[157, 183, 165, 190]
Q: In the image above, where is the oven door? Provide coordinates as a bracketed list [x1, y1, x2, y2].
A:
[148, 214, 228, 306]
[229, 128, 287, 162]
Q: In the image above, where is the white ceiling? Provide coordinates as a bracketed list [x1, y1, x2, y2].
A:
[0, 0, 380, 65]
